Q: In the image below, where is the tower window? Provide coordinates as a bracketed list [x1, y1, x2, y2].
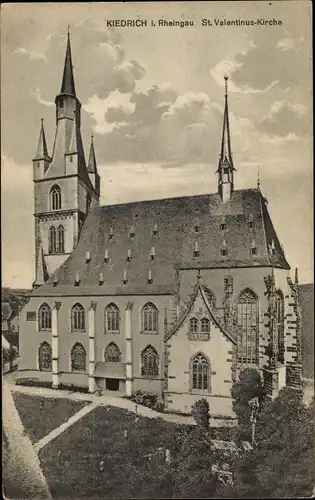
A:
[70, 156, 73, 163]
[248, 221, 253, 229]
[50, 185, 62, 211]
[250, 247, 257, 256]
[57, 226, 65, 253]
[59, 99, 64, 109]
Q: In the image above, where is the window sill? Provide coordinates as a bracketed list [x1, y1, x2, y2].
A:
[141, 375, 159, 379]
[106, 330, 120, 335]
[71, 330, 86, 333]
[190, 389, 211, 395]
[140, 331, 159, 335]
[39, 329, 52, 332]
[188, 334, 210, 341]
[71, 370, 86, 374]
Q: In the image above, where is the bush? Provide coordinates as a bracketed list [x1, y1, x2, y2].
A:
[192, 398, 210, 431]
[16, 378, 52, 388]
[128, 390, 164, 410]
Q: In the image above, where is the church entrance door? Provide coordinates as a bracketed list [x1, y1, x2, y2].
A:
[106, 378, 119, 391]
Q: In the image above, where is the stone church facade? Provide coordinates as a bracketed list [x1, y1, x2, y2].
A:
[18, 35, 302, 418]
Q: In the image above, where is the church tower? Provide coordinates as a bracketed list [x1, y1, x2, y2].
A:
[216, 77, 236, 203]
[33, 31, 100, 287]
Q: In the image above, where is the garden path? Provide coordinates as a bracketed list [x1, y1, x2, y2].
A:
[3, 380, 52, 499]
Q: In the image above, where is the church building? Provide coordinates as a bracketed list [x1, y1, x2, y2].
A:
[18, 34, 302, 418]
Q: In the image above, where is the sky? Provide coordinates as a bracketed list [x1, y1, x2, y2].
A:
[1, 1, 313, 288]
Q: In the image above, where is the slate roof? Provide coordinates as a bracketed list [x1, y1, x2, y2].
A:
[31, 187, 289, 297]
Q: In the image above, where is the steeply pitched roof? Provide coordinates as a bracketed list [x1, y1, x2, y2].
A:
[165, 281, 236, 344]
[34, 119, 49, 160]
[87, 135, 98, 174]
[31, 188, 289, 297]
[60, 33, 76, 96]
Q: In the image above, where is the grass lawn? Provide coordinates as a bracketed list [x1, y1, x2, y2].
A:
[39, 405, 182, 499]
[13, 393, 88, 444]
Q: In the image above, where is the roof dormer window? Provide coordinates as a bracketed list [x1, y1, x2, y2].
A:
[127, 249, 132, 262]
[150, 247, 156, 260]
[153, 223, 158, 236]
[109, 227, 114, 239]
[250, 240, 257, 256]
[104, 249, 109, 262]
[99, 272, 104, 285]
[193, 241, 200, 258]
[221, 240, 228, 257]
[147, 269, 153, 284]
[269, 239, 275, 256]
[129, 226, 135, 238]
[247, 213, 253, 229]
[85, 251, 91, 263]
[74, 270, 80, 286]
[194, 219, 200, 233]
[123, 269, 128, 285]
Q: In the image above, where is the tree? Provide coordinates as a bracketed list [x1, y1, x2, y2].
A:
[232, 386, 315, 498]
[192, 398, 210, 431]
[231, 368, 266, 442]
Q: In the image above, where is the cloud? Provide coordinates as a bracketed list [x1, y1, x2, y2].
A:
[86, 83, 255, 166]
[276, 36, 304, 52]
[210, 59, 278, 94]
[32, 87, 54, 107]
[14, 47, 47, 61]
[258, 100, 310, 138]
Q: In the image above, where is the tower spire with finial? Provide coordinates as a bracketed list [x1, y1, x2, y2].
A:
[60, 26, 76, 96]
[216, 76, 236, 203]
[257, 166, 260, 189]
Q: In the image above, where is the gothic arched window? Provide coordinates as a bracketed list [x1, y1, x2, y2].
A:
[48, 226, 57, 254]
[141, 303, 158, 334]
[57, 225, 65, 253]
[276, 290, 285, 364]
[38, 342, 52, 371]
[237, 289, 258, 365]
[191, 353, 210, 391]
[71, 304, 85, 332]
[50, 185, 62, 211]
[105, 303, 120, 333]
[71, 343, 86, 372]
[38, 303, 52, 331]
[141, 345, 159, 378]
[105, 343, 121, 363]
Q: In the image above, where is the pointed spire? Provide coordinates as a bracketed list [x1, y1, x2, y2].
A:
[35, 242, 49, 284]
[217, 77, 235, 202]
[257, 166, 260, 189]
[295, 267, 299, 285]
[220, 77, 234, 167]
[35, 119, 49, 159]
[87, 135, 98, 173]
[60, 28, 76, 96]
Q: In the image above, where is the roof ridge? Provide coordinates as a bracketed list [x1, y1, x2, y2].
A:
[98, 188, 260, 209]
